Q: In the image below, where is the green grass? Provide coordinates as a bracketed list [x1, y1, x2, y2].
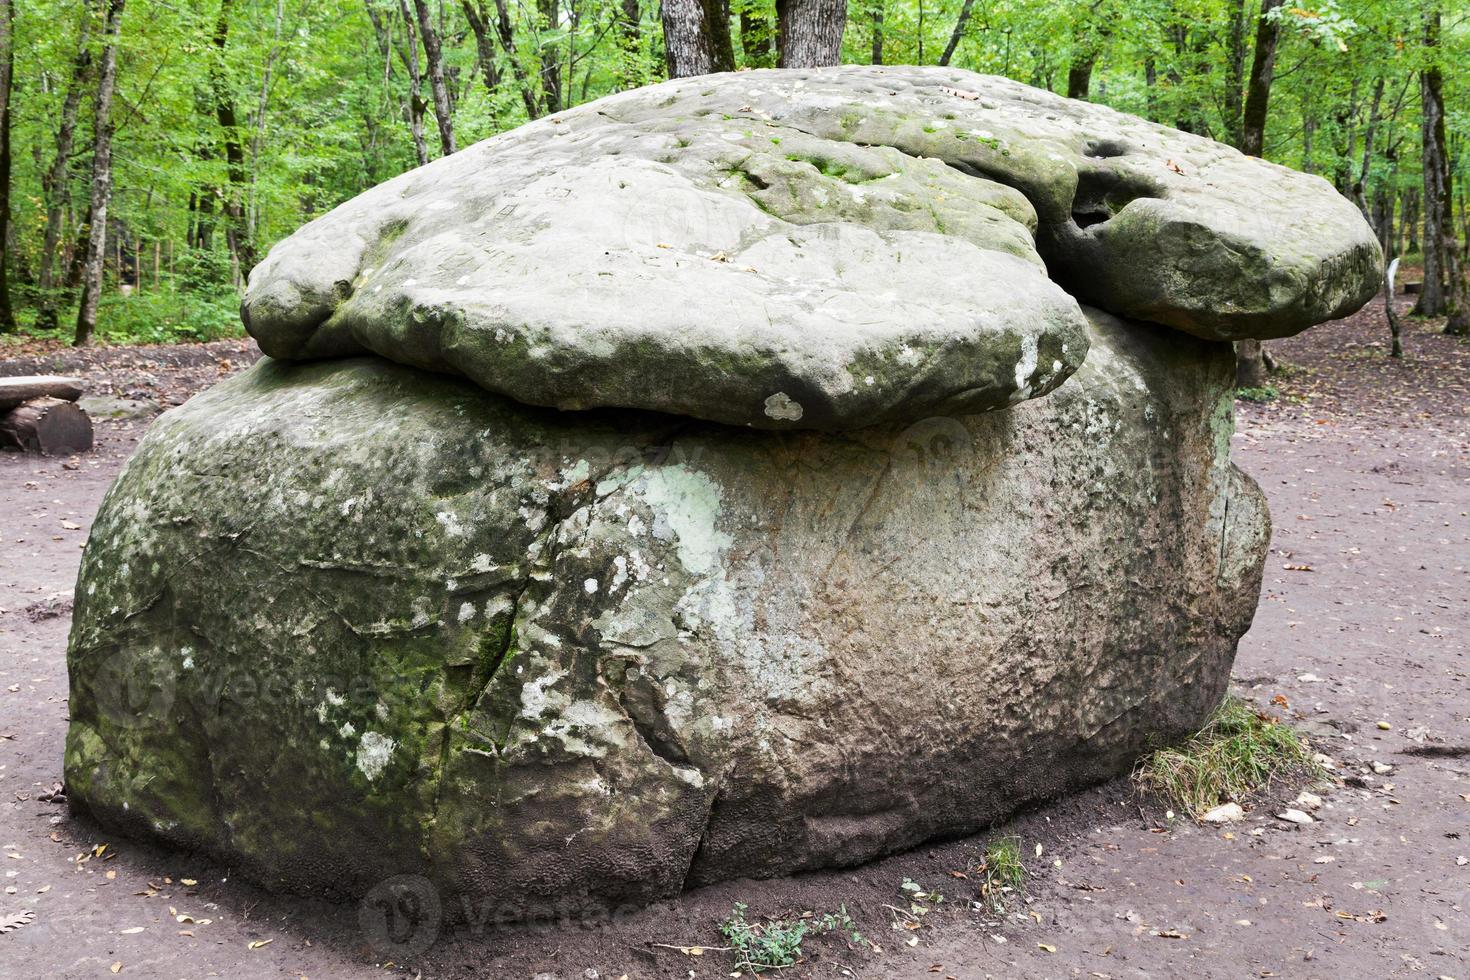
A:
[1134, 696, 1320, 819]
[717, 902, 865, 974]
[974, 836, 1026, 915]
[1235, 385, 1280, 403]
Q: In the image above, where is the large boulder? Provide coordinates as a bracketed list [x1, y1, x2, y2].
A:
[66, 309, 1268, 918]
[68, 66, 1375, 921]
[243, 67, 1380, 429]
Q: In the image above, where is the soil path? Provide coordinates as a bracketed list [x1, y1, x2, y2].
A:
[0, 304, 1466, 979]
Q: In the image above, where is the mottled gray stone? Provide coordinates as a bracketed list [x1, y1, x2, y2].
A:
[67, 309, 1268, 920]
[243, 67, 1379, 433]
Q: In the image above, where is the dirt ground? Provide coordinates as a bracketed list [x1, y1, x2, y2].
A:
[1, 299, 1466, 979]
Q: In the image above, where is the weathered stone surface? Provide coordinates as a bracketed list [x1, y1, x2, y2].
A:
[243, 67, 1379, 432]
[67, 309, 1268, 919]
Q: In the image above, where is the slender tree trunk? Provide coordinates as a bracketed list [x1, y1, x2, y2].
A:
[210, 0, 256, 281]
[75, 0, 125, 347]
[937, 0, 974, 67]
[412, 0, 456, 153]
[461, 0, 502, 94]
[395, 0, 431, 165]
[486, 0, 542, 119]
[1144, 56, 1157, 120]
[869, 0, 882, 65]
[1414, 6, 1447, 318]
[662, 0, 735, 77]
[0, 0, 15, 333]
[1351, 77, 1384, 220]
[1240, 0, 1284, 157]
[537, 0, 563, 113]
[1235, 0, 1286, 389]
[38, 3, 95, 329]
[776, 0, 845, 68]
[1223, 0, 1246, 146]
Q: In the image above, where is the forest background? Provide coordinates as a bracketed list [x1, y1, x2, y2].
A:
[0, 0, 1464, 373]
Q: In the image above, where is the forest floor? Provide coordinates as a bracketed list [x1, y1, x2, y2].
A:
[0, 296, 1467, 979]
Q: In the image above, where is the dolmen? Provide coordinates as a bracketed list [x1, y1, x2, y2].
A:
[66, 67, 1380, 922]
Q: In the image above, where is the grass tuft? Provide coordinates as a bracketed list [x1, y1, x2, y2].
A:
[1134, 695, 1320, 819]
[975, 836, 1026, 914]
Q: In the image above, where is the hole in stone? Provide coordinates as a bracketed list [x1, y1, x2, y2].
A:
[1083, 139, 1130, 159]
[1070, 166, 1157, 231]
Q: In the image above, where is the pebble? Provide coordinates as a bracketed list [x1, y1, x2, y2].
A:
[1372, 761, 1393, 775]
[1294, 791, 1323, 811]
[1201, 802, 1245, 824]
[1277, 808, 1315, 825]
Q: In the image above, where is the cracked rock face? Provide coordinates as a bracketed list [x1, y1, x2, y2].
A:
[242, 66, 1380, 430]
[68, 310, 1269, 919]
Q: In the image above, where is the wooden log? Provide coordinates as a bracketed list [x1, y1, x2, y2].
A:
[0, 397, 94, 455]
[0, 375, 84, 409]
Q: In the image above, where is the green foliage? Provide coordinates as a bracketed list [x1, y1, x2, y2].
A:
[1135, 695, 1321, 819]
[717, 902, 865, 973]
[4, 0, 1466, 346]
[1235, 385, 1280, 402]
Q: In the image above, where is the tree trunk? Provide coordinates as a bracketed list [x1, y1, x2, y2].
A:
[74, 0, 125, 348]
[487, 0, 542, 119]
[0, 0, 14, 334]
[869, 0, 882, 65]
[1223, 0, 1246, 147]
[1240, 0, 1283, 157]
[662, 0, 735, 77]
[38, 2, 95, 330]
[395, 0, 431, 166]
[537, 0, 564, 113]
[210, 0, 257, 281]
[1350, 77, 1384, 220]
[1066, 56, 1095, 100]
[461, 0, 502, 94]
[776, 0, 844, 68]
[412, 0, 456, 153]
[937, 0, 974, 68]
[1414, 5, 1447, 318]
[1235, 339, 1268, 388]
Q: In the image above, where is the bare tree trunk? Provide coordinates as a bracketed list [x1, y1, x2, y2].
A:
[1223, 0, 1246, 146]
[869, 0, 882, 65]
[937, 0, 974, 67]
[75, 0, 125, 347]
[461, 0, 501, 94]
[537, 0, 564, 113]
[0, 0, 15, 333]
[412, 0, 456, 153]
[38, 3, 95, 329]
[662, 0, 735, 77]
[395, 0, 431, 166]
[1350, 77, 1384, 219]
[211, 0, 256, 282]
[1235, 339, 1268, 387]
[1066, 56, 1096, 100]
[776, 0, 844, 68]
[1240, 0, 1283, 157]
[1414, 5, 1447, 318]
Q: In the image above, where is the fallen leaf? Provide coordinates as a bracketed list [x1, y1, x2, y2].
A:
[248, 939, 274, 950]
[110, 965, 122, 975]
[120, 927, 145, 935]
[1037, 943, 1056, 953]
